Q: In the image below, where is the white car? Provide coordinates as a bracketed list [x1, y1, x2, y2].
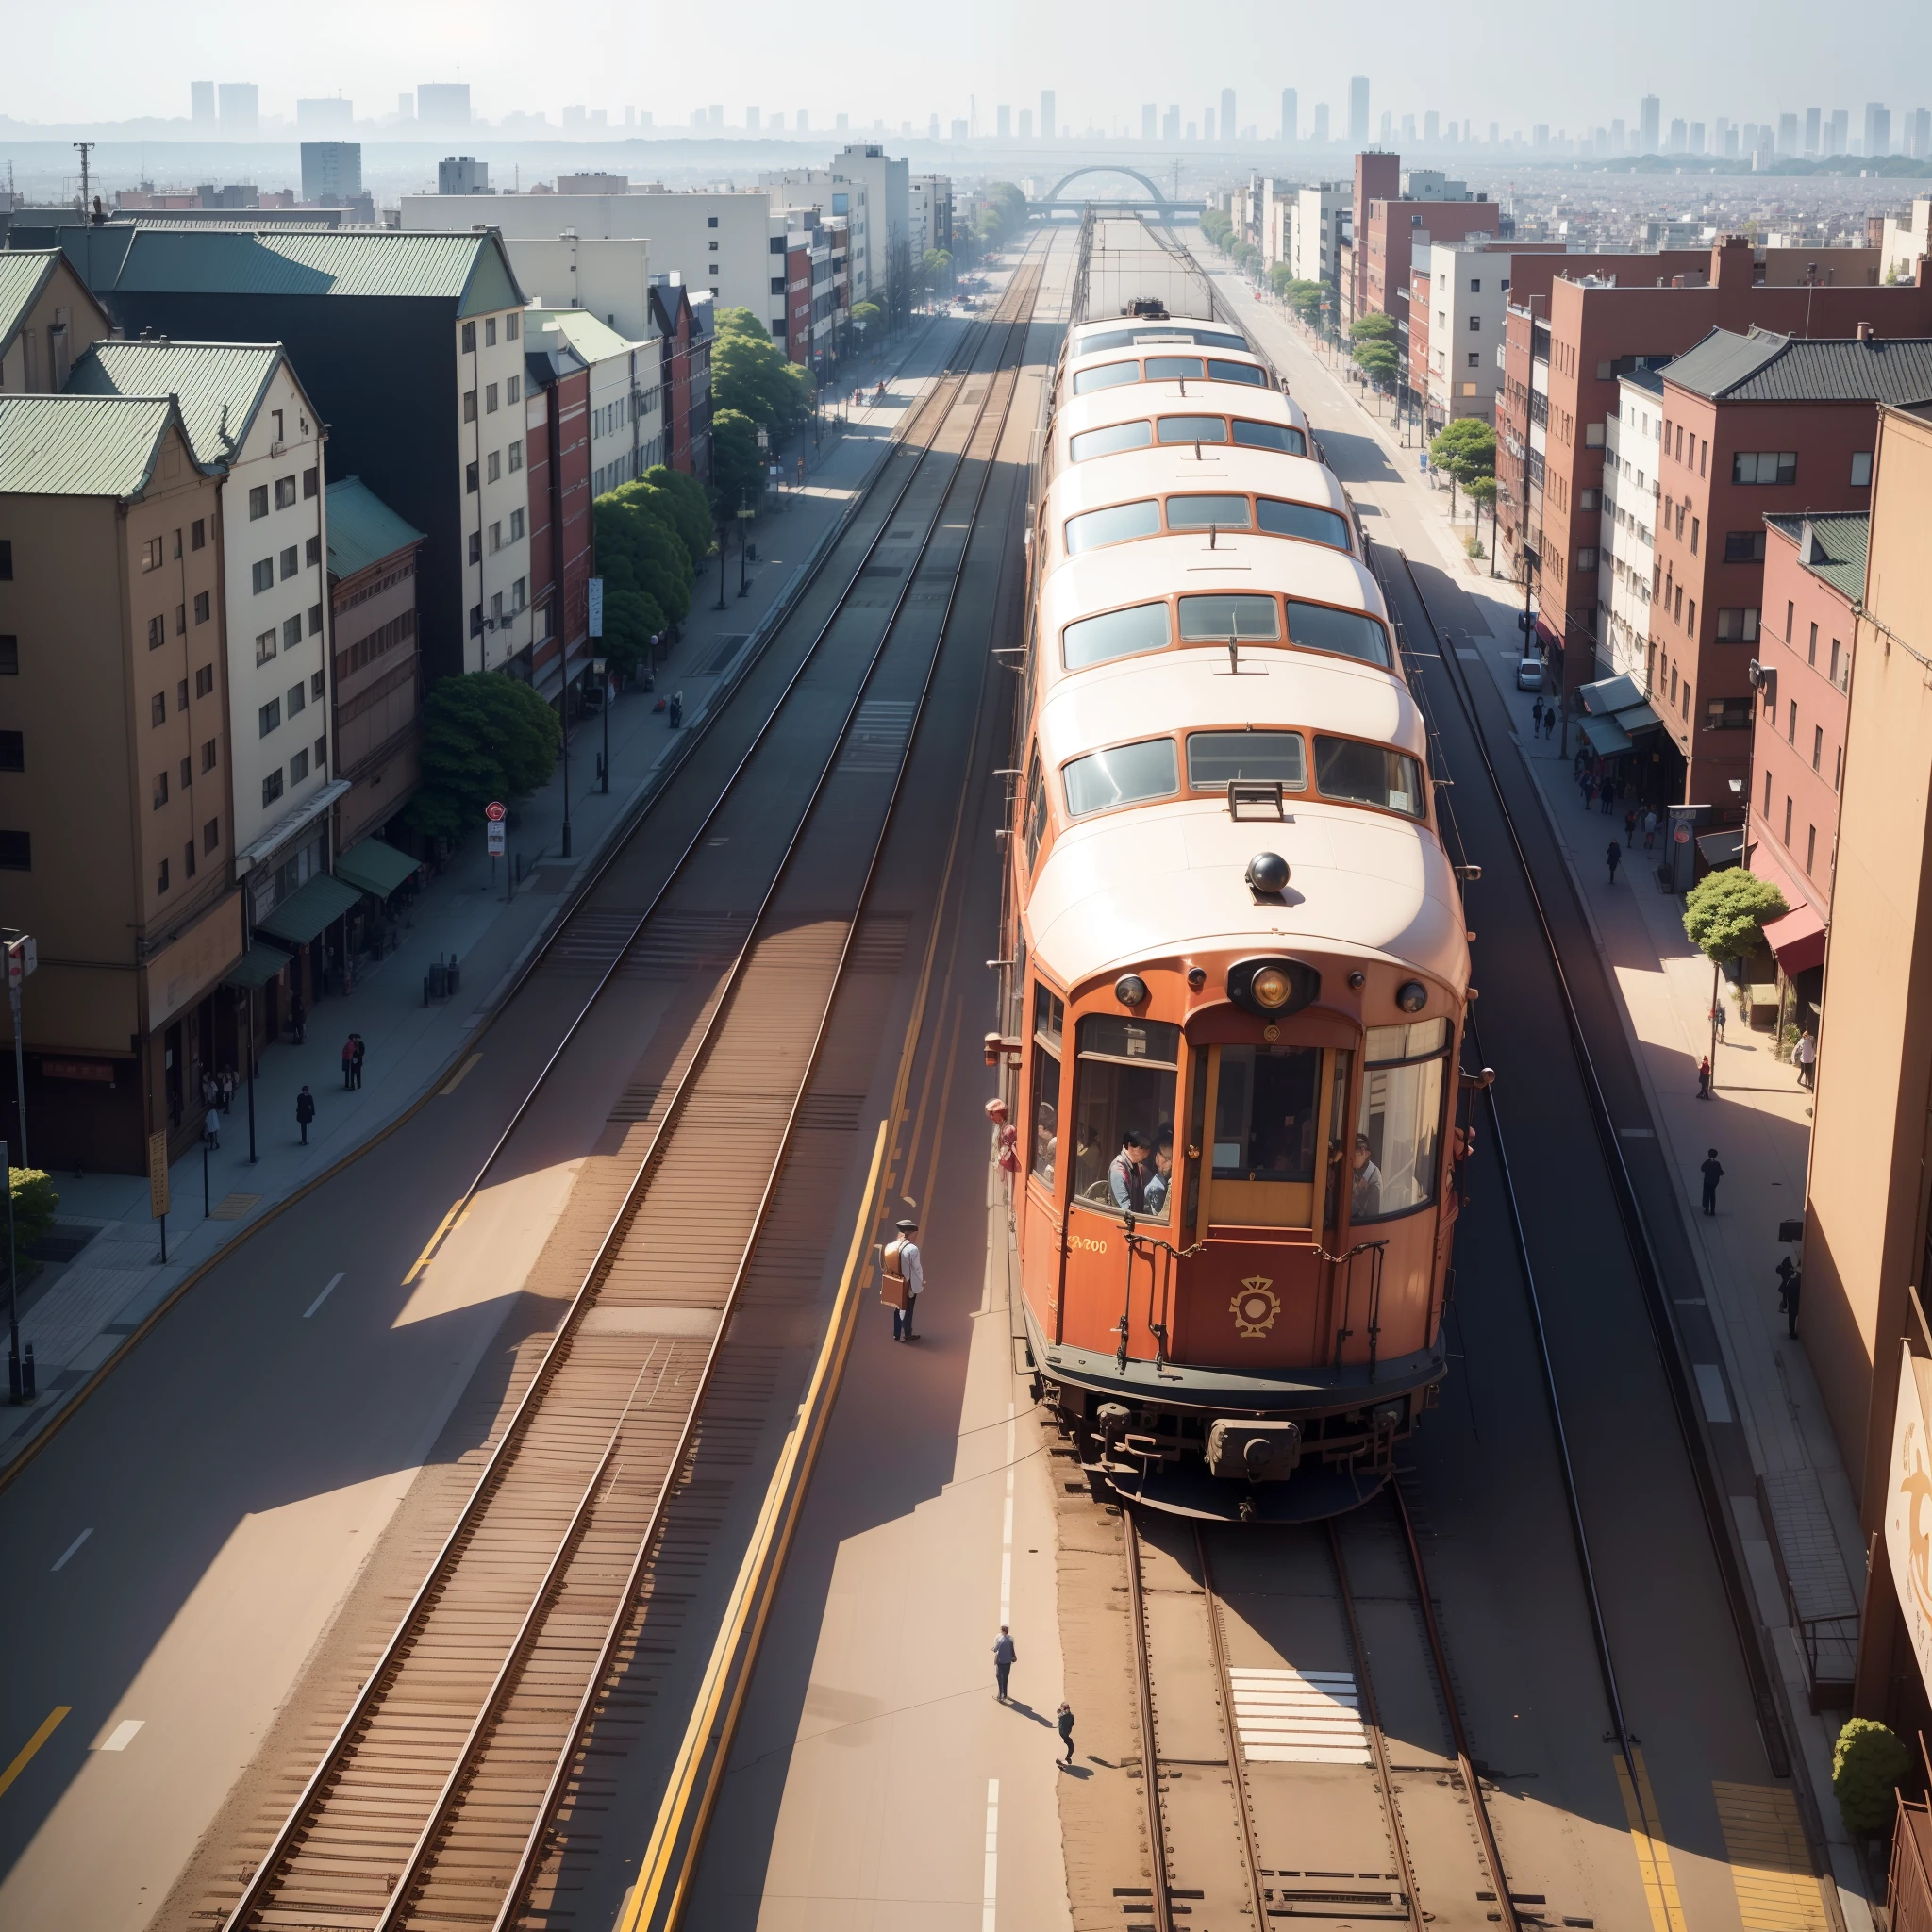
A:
[1516, 657, 1545, 691]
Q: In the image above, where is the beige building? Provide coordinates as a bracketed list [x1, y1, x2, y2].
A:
[1796, 400, 1932, 1738]
[0, 250, 111, 391]
[0, 393, 243, 1174]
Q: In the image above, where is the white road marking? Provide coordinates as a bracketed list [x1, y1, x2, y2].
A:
[1000, 1402, 1015, 1626]
[304, 1272, 345, 1319]
[1227, 1666, 1371, 1763]
[1694, 1363, 1734, 1424]
[982, 1776, 999, 1932]
[97, 1720, 144, 1753]
[51, 1528, 92, 1572]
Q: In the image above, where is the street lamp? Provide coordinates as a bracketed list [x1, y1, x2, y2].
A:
[737, 490, 755, 597]
[715, 525, 729, 610]
[591, 656, 610, 792]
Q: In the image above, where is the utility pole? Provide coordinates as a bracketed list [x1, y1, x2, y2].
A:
[74, 142, 94, 218]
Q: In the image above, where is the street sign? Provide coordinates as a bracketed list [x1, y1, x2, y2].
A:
[147, 1129, 171, 1220]
[1674, 823, 1691, 845]
[487, 821, 506, 858]
[5, 934, 33, 990]
[484, 801, 507, 822]
[588, 576, 604, 639]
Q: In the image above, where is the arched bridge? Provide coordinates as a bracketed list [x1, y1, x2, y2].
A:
[1029, 165, 1201, 219]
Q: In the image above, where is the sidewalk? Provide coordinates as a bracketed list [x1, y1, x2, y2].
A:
[1203, 250, 1873, 1917]
[3, 306, 971, 1474]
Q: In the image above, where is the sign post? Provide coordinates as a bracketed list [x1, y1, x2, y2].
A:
[591, 657, 610, 794]
[486, 800, 507, 897]
[148, 1127, 171, 1264]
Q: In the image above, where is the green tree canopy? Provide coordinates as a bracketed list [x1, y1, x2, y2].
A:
[641, 463, 713, 567]
[1682, 867, 1789, 961]
[710, 306, 812, 438]
[710, 407, 766, 518]
[1353, 341, 1400, 387]
[1465, 475, 1498, 508]
[9, 1167, 58, 1258]
[1430, 417, 1498, 485]
[1349, 311, 1397, 343]
[1201, 208, 1234, 249]
[974, 183, 1029, 249]
[595, 485, 698, 672]
[849, 300, 881, 328]
[408, 673, 561, 845]
[1833, 1719, 1910, 1835]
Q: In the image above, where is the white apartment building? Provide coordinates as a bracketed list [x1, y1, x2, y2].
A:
[1260, 179, 1296, 270]
[1414, 240, 1514, 428]
[401, 188, 787, 341]
[462, 304, 538, 675]
[1602, 367, 1664, 689]
[1292, 183, 1352, 292]
[66, 340, 341, 913]
[1881, 198, 1931, 283]
[529, 308, 666, 494]
[909, 174, 953, 258]
[765, 145, 909, 320]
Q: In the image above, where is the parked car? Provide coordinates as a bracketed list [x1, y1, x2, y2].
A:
[1516, 656, 1545, 691]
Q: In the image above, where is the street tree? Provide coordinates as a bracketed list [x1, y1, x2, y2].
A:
[709, 407, 766, 519]
[1349, 312, 1396, 345]
[974, 183, 1029, 251]
[1429, 418, 1497, 519]
[641, 464, 713, 570]
[408, 672, 561, 845]
[594, 485, 696, 673]
[1683, 865, 1789, 1084]
[1353, 341, 1400, 391]
[710, 306, 812, 438]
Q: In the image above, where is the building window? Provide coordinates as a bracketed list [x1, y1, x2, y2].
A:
[1852, 451, 1873, 486]
[466, 462, 479, 493]
[1812, 724, 1824, 773]
[262, 769, 284, 807]
[491, 591, 504, 624]
[1788, 699, 1797, 743]
[1723, 530, 1765, 562]
[507, 375, 521, 403]
[204, 817, 220, 854]
[192, 519, 207, 549]
[275, 475, 297, 509]
[0, 637, 17, 675]
[151, 691, 167, 728]
[252, 558, 274, 593]
[310, 670, 325, 701]
[1783, 795, 1793, 843]
[509, 508, 525, 541]
[153, 770, 169, 808]
[282, 615, 302, 650]
[184, 839, 196, 880]
[289, 748, 309, 785]
[194, 590, 210, 624]
[1707, 696, 1752, 731]
[461, 321, 476, 353]
[1714, 607, 1760, 641]
[468, 531, 482, 565]
[249, 485, 269, 520]
[513, 576, 527, 610]
[259, 697, 281, 736]
[202, 738, 217, 773]
[195, 663, 214, 696]
[508, 440, 523, 472]
[0, 830, 27, 871]
[463, 389, 478, 424]
[303, 467, 319, 499]
[0, 731, 21, 772]
[256, 628, 277, 665]
[1763, 769, 1773, 815]
[489, 522, 502, 554]
[1576, 547, 1598, 570]
[487, 450, 502, 484]
[279, 546, 298, 579]
[176, 681, 189, 714]
[308, 603, 323, 636]
[470, 604, 484, 637]
[1732, 450, 1798, 485]
[1807, 622, 1818, 666]
[306, 535, 321, 568]
[141, 536, 163, 572]
[314, 735, 326, 769]
[486, 382, 499, 413]
[148, 614, 166, 649]
[1578, 488, 1600, 510]
[157, 857, 170, 893]
[287, 680, 306, 719]
[506, 313, 519, 341]
[485, 316, 498, 347]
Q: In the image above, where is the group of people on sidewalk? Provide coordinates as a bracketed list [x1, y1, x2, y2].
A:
[992, 1624, 1077, 1764]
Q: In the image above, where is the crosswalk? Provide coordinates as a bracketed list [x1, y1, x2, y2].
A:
[1227, 1666, 1372, 1764]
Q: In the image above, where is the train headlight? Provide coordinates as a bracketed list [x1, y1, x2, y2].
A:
[1227, 957, 1319, 1019]
[1114, 973, 1149, 1008]
[1251, 966, 1292, 1009]
[1396, 979, 1429, 1014]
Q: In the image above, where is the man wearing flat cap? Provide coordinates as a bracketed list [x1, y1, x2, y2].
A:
[883, 1217, 924, 1341]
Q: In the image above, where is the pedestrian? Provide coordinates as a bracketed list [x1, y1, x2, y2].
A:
[1697, 1055, 1712, 1099]
[351, 1033, 366, 1091]
[1643, 808, 1658, 852]
[1531, 697, 1544, 731]
[1710, 1001, 1726, 1041]
[1057, 1700, 1076, 1766]
[341, 1034, 357, 1091]
[288, 992, 308, 1044]
[1624, 807, 1639, 843]
[1543, 708, 1555, 739]
[884, 1217, 924, 1341]
[1775, 1256, 1802, 1338]
[1582, 774, 1596, 808]
[204, 1102, 222, 1151]
[1700, 1147, 1724, 1215]
[993, 1625, 1017, 1702]
[1794, 1028, 1818, 1089]
[1607, 839, 1622, 885]
[1601, 777, 1616, 814]
[220, 1066, 237, 1109]
[296, 1084, 316, 1145]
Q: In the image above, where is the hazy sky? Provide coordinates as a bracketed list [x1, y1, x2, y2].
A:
[6, 0, 1930, 132]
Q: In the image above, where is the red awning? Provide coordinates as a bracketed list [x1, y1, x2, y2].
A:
[1762, 901, 1827, 976]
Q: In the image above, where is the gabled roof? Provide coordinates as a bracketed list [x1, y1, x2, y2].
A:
[0, 251, 60, 356]
[1765, 511, 1869, 604]
[65, 339, 291, 469]
[529, 307, 638, 365]
[325, 475, 424, 580]
[0, 393, 188, 498]
[1663, 325, 1932, 405]
[66, 225, 525, 318]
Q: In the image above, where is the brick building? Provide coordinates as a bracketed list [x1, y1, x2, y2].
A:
[523, 323, 594, 704]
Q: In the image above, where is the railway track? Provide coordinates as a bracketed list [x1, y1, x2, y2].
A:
[213, 238, 1060, 1932]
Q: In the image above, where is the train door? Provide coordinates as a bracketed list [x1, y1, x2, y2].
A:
[1200, 1042, 1347, 1232]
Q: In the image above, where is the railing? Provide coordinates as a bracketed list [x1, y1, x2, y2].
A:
[1891, 1798, 1932, 1932]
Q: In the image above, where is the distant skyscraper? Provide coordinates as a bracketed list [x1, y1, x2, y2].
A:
[191, 81, 216, 127]
[835, 111, 849, 133]
[1424, 109, 1439, 143]
[301, 141, 361, 202]
[1382, 113, 1394, 142]
[1019, 108, 1033, 140]
[217, 83, 259, 139]
[1865, 102, 1890, 157]
[1348, 76, 1369, 144]
[1690, 123, 1707, 155]
[1610, 116, 1625, 151]
[1777, 112, 1798, 155]
[998, 104, 1011, 138]
[1221, 89, 1236, 140]
[1827, 108, 1847, 155]
[928, 112, 941, 139]
[747, 106, 760, 134]
[417, 83, 471, 127]
[1668, 118, 1687, 152]
[1314, 104, 1331, 144]
[1041, 90, 1056, 140]
[1909, 108, 1932, 161]
[1805, 107, 1822, 154]
[1141, 104, 1156, 140]
[1163, 105, 1179, 142]
[1639, 94, 1660, 153]
[1489, 122, 1500, 146]
[951, 119, 968, 141]
[397, 93, 415, 122]
[1280, 89, 1297, 142]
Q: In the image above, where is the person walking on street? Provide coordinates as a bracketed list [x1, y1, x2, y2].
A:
[1776, 1256, 1802, 1338]
[1531, 697, 1544, 732]
[1543, 708, 1556, 739]
[1795, 1028, 1818, 1089]
[1701, 1148, 1724, 1215]
[1601, 776, 1616, 814]
[1057, 1701, 1076, 1765]
[1710, 1000, 1726, 1041]
[341, 1035, 357, 1091]
[1643, 808, 1658, 852]
[1697, 1055, 1713, 1099]
[296, 1084, 316, 1145]
[351, 1033, 366, 1091]
[1607, 840, 1622, 884]
[886, 1218, 924, 1341]
[993, 1626, 1017, 1702]
[1624, 807, 1639, 844]
[205, 1103, 223, 1152]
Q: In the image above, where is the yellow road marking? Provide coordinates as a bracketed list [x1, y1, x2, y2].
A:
[0, 1707, 71, 1802]
[1615, 1748, 1689, 1932]
[1713, 1781, 1830, 1931]
[402, 1197, 471, 1285]
[439, 1053, 483, 1096]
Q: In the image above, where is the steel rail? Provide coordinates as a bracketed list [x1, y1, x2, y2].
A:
[221, 254, 1052, 1932]
[1191, 1527, 1269, 1932]
[1122, 1510, 1176, 1932]
[1379, 541, 1791, 1788]
[479, 258, 1058, 1932]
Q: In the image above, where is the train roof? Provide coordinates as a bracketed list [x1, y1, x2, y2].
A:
[1060, 353, 1275, 400]
[1024, 790, 1469, 995]
[1066, 322, 1257, 366]
[1050, 383, 1309, 451]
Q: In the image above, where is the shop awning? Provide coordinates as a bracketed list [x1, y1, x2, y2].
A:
[335, 839, 420, 899]
[1611, 700, 1665, 738]
[253, 871, 361, 946]
[1695, 828, 1743, 868]
[225, 941, 294, 989]
[1578, 712, 1634, 756]
[1763, 900, 1828, 976]
[1577, 673, 1644, 715]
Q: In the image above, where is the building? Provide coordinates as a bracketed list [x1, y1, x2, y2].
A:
[0, 249, 110, 391]
[1409, 239, 1536, 430]
[192, 82, 216, 128]
[768, 147, 909, 326]
[909, 175, 953, 259]
[0, 393, 241, 1173]
[417, 84, 471, 129]
[1882, 199, 1932, 284]
[530, 307, 665, 494]
[1640, 95, 1661, 153]
[1360, 192, 1499, 364]
[65, 225, 535, 691]
[1348, 77, 1370, 145]
[1790, 401, 1932, 1749]
[650, 275, 712, 480]
[218, 84, 259, 140]
[1349, 152, 1398, 323]
[300, 142, 361, 205]
[1041, 92, 1056, 142]
[325, 478, 424, 848]
[1601, 367, 1663, 684]
[521, 325, 593, 704]
[1644, 325, 1932, 807]
[1494, 240, 1932, 717]
[1291, 182, 1351, 295]
[1222, 89, 1236, 141]
[437, 156, 491, 196]
[781, 211, 841, 368]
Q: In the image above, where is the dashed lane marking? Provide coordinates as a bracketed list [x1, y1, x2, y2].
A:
[1712, 1781, 1830, 1930]
[51, 1528, 92, 1571]
[96, 1719, 144, 1753]
[305, 1272, 345, 1319]
[1226, 1667, 1370, 1763]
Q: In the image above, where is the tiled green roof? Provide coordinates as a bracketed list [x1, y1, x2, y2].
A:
[83, 226, 525, 316]
[66, 339, 282, 469]
[0, 251, 59, 355]
[0, 393, 176, 497]
[1765, 511, 1870, 605]
[325, 475, 425, 580]
[530, 307, 636, 364]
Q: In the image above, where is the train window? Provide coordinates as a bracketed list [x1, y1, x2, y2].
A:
[1074, 328, 1141, 353]
[1257, 499, 1352, 549]
[1355, 1021, 1450, 1222]
[1232, 420, 1307, 456]
[1024, 746, 1049, 865]
[1033, 981, 1065, 1050]
[1285, 601, 1391, 667]
[1073, 360, 1142, 395]
[1313, 737, 1425, 818]
[1070, 421, 1153, 461]
[1062, 737, 1179, 818]
[1144, 357, 1205, 380]
[1186, 730, 1307, 791]
[1157, 415, 1228, 443]
[1030, 984, 1066, 1190]
[1178, 593, 1279, 641]
[1165, 494, 1252, 531]
[1065, 499, 1160, 554]
[1212, 1045, 1321, 1182]
[1071, 1016, 1181, 1220]
[1207, 359, 1268, 386]
[1062, 600, 1172, 669]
